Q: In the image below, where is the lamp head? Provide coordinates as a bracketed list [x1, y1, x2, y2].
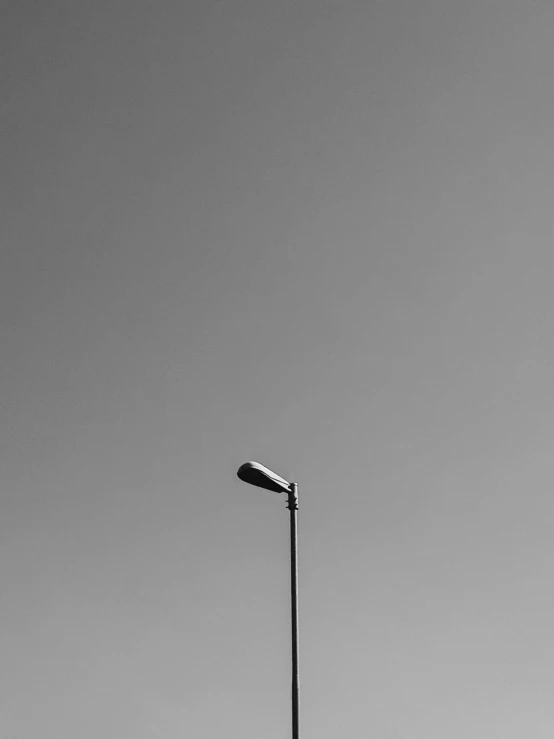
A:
[237, 461, 291, 494]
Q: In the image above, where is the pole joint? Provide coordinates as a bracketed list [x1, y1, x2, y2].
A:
[287, 482, 298, 511]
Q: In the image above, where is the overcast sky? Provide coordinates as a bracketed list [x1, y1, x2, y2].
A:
[2, 1, 554, 737]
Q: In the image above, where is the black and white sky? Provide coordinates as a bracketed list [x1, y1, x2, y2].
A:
[2, 1, 554, 737]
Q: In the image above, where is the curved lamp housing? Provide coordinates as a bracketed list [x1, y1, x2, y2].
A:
[237, 461, 291, 494]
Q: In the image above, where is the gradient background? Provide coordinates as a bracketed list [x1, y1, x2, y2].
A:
[2, 1, 554, 737]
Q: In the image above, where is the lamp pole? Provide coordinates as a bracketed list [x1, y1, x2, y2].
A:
[237, 462, 300, 739]
[288, 482, 299, 739]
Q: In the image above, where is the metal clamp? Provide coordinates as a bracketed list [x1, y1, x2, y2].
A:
[286, 483, 298, 511]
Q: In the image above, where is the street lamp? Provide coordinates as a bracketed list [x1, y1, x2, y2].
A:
[237, 461, 300, 739]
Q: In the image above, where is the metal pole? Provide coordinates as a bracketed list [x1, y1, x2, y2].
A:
[287, 482, 299, 739]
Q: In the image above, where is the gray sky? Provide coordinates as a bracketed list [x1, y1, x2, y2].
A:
[2, 1, 554, 736]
